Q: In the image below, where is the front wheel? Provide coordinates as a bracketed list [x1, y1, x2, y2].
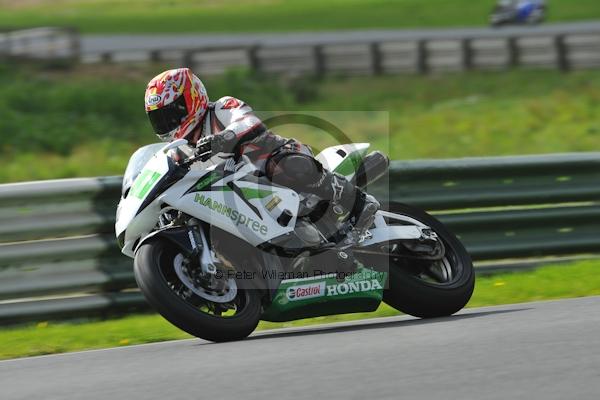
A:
[134, 239, 262, 342]
[370, 203, 475, 318]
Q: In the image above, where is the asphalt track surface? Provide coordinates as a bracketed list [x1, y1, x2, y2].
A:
[82, 21, 600, 54]
[1, 296, 599, 400]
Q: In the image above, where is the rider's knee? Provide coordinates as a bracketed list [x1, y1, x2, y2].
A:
[266, 151, 324, 189]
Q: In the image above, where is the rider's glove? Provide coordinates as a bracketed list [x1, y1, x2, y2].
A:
[195, 135, 213, 156]
[195, 130, 238, 157]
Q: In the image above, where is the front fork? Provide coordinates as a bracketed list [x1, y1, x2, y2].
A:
[186, 218, 219, 276]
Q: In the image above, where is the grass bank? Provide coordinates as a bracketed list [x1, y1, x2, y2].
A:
[1, 65, 600, 183]
[0, 0, 599, 33]
[0, 260, 598, 360]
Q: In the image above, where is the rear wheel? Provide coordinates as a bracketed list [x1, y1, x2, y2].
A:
[134, 239, 262, 342]
[363, 203, 475, 318]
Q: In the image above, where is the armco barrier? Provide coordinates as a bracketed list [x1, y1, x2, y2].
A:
[5, 24, 600, 75]
[1, 153, 599, 324]
[0, 27, 79, 62]
[85, 28, 600, 75]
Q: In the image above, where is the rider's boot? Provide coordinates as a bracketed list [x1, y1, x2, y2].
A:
[311, 172, 380, 245]
[344, 192, 380, 245]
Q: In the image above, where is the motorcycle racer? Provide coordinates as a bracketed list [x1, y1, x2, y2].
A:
[491, 0, 546, 26]
[144, 67, 381, 245]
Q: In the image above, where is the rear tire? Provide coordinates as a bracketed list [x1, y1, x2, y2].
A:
[134, 239, 262, 342]
[381, 203, 475, 318]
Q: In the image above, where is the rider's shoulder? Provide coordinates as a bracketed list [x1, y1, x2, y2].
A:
[213, 96, 250, 111]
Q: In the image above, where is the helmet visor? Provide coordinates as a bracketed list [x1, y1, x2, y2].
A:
[147, 95, 188, 137]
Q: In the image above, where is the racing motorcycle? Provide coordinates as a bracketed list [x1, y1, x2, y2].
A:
[115, 139, 475, 342]
[490, 0, 546, 27]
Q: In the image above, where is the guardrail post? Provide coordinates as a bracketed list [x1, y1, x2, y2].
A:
[101, 52, 112, 63]
[5, 31, 13, 57]
[149, 49, 161, 63]
[0, 32, 7, 60]
[248, 46, 261, 73]
[19, 35, 30, 57]
[507, 37, 519, 68]
[555, 35, 570, 72]
[47, 30, 58, 59]
[462, 38, 474, 70]
[370, 42, 383, 75]
[416, 40, 428, 74]
[67, 27, 81, 64]
[182, 50, 194, 68]
[313, 45, 325, 78]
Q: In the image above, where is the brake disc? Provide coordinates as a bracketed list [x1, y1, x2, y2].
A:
[173, 254, 237, 303]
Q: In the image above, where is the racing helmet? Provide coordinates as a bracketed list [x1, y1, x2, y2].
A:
[144, 68, 209, 142]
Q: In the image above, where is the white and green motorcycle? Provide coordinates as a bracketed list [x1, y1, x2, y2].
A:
[115, 139, 474, 342]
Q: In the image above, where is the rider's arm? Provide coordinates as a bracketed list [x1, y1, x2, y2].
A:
[211, 96, 266, 151]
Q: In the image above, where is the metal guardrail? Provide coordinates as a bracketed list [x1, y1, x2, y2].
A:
[4, 25, 600, 74]
[84, 28, 600, 75]
[0, 27, 79, 62]
[0, 153, 599, 324]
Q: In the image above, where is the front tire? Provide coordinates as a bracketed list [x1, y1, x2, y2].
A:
[380, 203, 475, 318]
[134, 239, 262, 342]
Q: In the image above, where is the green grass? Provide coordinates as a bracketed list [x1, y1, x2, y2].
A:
[0, 0, 599, 33]
[1, 65, 600, 183]
[1, 260, 598, 361]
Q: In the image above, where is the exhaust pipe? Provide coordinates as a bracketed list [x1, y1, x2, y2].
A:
[353, 151, 389, 189]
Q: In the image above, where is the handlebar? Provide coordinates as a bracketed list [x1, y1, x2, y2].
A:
[179, 148, 212, 168]
[178, 132, 239, 169]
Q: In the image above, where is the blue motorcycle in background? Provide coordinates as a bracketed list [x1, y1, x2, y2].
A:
[490, 0, 546, 27]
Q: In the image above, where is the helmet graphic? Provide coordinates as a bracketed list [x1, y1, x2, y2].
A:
[144, 68, 209, 142]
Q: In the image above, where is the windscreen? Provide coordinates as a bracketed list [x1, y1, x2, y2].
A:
[121, 143, 166, 197]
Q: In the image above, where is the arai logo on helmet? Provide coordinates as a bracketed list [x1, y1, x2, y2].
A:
[146, 94, 162, 106]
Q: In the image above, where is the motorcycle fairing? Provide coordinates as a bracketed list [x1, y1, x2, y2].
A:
[261, 265, 387, 322]
[116, 149, 300, 257]
[315, 143, 370, 180]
